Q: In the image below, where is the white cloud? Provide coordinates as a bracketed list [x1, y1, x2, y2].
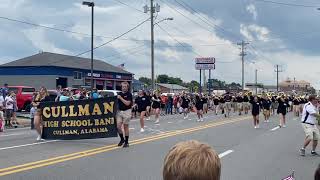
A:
[240, 24, 270, 42]
[246, 4, 257, 20]
[22, 28, 71, 55]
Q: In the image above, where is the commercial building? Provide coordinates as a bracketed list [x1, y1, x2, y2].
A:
[157, 83, 188, 93]
[279, 78, 312, 93]
[0, 52, 133, 90]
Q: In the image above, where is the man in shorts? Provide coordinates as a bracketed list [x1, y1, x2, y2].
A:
[117, 82, 133, 148]
[300, 95, 320, 156]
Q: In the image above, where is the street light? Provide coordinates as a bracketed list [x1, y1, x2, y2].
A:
[82, 1, 95, 91]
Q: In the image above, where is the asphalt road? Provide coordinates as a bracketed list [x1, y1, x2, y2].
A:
[0, 110, 319, 180]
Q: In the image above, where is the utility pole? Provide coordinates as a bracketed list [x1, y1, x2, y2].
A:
[199, 70, 202, 93]
[203, 70, 206, 94]
[274, 65, 283, 92]
[144, 1, 160, 91]
[208, 69, 211, 95]
[255, 69, 258, 95]
[237, 40, 249, 91]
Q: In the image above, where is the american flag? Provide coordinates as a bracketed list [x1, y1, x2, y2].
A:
[282, 171, 295, 180]
[118, 63, 125, 69]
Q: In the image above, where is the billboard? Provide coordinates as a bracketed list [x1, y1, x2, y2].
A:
[195, 57, 215, 70]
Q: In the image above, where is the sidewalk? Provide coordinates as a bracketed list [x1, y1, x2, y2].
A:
[4, 117, 31, 129]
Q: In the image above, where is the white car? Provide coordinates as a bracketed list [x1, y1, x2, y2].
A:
[98, 90, 121, 97]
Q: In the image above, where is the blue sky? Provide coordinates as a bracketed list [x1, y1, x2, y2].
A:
[1, 0, 320, 88]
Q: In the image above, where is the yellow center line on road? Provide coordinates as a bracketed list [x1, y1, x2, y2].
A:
[0, 116, 250, 177]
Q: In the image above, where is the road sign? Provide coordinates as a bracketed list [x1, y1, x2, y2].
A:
[195, 57, 215, 64]
[195, 57, 215, 70]
[195, 63, 215, 70]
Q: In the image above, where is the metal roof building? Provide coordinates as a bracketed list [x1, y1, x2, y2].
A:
[157, 83, 188, 93]
[0, 52, 133, 90]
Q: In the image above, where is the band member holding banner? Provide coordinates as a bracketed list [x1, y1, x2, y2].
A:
[32, 87, 50, 141]
[117, 82, 133, 148]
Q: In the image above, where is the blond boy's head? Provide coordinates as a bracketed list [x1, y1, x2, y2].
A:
[163, 140, 221, 180]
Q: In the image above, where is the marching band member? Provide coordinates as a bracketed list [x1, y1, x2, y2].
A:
[231, 95, 237, 113]
[293, 96, 300, 117]
[243, 93, 250, 115]
[277, 95, 288, 128]
[195, 94, 204, 122]
[262, 96, 272, 122]
[251, 96, 261, 129]
[236, 93, 244, 116]
[152, 91, 161, 124]
[224, 92, 232, 118]
[213, 96, 220, 115]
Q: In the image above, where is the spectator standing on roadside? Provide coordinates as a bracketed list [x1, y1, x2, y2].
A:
[11, 92, 19, 127]
[163, 140, 221, 180]
[4, 91, 14, 127]
[2, 83, 8, 99]
[59, 90, 71, 102]
[30, 92, 38, 130]
[0, 92, 4, 132]
[166, 95, 173, 115]
[55, 85, 62, 102]
[91, 88, 100, 99]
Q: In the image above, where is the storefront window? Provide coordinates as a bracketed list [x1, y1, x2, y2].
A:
[74, 71, 82, 80]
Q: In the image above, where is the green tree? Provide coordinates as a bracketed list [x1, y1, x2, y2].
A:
[168, 77, 183, 85]
[139, 77, 151, 86]
[157, 74, 170, 83]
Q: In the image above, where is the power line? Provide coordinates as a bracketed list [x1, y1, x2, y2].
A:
[254, 0, 318, 8]
[110, 0, 234, 47]
[158, 0, 217, 37]
[155, 23, 203, 57]
[112, 0, 194, 39]
[45, 17, 150, 66]
[156, 23, 235, 64]
[112, 0, 145, 13]
[0, 16, 149, 42]
[173, 0, 241, 41]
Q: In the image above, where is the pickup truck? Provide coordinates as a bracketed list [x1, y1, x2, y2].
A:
[3, 86, 35, 112]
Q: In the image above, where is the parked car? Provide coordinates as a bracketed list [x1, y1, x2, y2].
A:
[98, 90, 121, 98]
[4, 86, 35, 112]
[47, 90, 58, 102]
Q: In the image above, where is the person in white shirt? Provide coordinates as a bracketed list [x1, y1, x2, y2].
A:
[300, 95, 320, 156]
[5, 91, 14, 127]
[0, 93, 4, 131]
